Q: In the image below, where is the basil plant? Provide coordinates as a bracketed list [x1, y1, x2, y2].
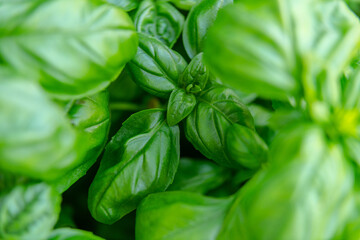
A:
[2, 0, 360, 239]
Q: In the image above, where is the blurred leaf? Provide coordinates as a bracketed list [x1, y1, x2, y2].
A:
[107, 0, 140, 11]
[0, 80, 85, 180]
[248, 104, 272, 127]
[136, 191, 233, 240]
[52, 91, 110, 193]
[183, 0, 233, 58]
[204, 0, 360, 102]
[168, 158, 231, 193]
[0, 183, 61, 240]
[0, 0, 138, 99]
[219, 124, 354, 239]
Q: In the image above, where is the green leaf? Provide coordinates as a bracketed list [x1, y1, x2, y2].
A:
[134, 0, 184, 47]
[332, 187, 360, 240]
[179, 53, 209, 94]
[167, 88, 197, 126]
[343, 137, 360, 166]
[248, 104, 272, 127]
[135, 191, 233, 240]
[225, 124, 268, 170]
[343, 58, 360, 109]
[0, 0, 138, 99]
[184, 85, 254, 168]
[346, 0, 360, 17]
[0, 80, 85, 181]
[135, 129, 355, 240]
[167, 0, 200, 10]
[48, 228, 104, 240]
[168, 158, 231, 193]
[107, 0, 140, 11]
[128, 33, 187, 98]
[0, 183, 61, 240]
[220, 124, 354, 240]
[183, 0, 233, 58]
[334, 219, 360, 240]
[204, 0, 360, 101]
[51, 91, 111, 193]
[88, 109, 180, 224]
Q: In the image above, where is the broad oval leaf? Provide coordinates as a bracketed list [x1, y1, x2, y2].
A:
[128, 33, 187, 98]
[0, 80, 85, 180]
[0, 0, 138, 99]
[183, 0, 233, 58]
[135, 191, 233, 240]
[134, 0, 184, 47]
[51, 91, 111, 193]
[168, 158, 230, 194]
[184, 85, 254, 168]
[225, 124, 268, 170]
[48, 228, 104, 240]
[167, 88, 197, 126]
[204, 1, 360, 101]
[0, 183, 61, 240]
[88, 109, 180, 224]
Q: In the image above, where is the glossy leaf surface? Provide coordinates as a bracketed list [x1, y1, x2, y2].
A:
[185, 85, 254, 168]
[134, 0, 184, 47]
[128, 34, 187, 98]
[167, 88, 197, 126]
[88, 109, 180, 224]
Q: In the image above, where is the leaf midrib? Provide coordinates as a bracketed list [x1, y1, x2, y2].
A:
[95, 119, 167, 218]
